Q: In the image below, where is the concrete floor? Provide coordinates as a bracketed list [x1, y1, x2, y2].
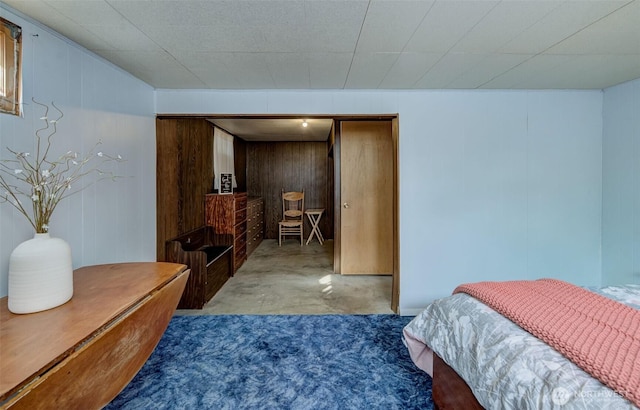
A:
[176, 239, 394, 315]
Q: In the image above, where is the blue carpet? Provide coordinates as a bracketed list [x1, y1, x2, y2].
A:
[106, 314, 433, 410]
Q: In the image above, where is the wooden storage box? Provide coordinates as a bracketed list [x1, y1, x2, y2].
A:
[165, 226, 233, 309]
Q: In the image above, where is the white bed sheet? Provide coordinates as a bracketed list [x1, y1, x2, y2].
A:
[403, 284, 640, 409]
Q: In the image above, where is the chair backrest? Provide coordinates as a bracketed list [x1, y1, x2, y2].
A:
[282, 190, 304, 221]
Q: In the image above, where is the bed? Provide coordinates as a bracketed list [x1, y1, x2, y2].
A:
[403, 280, 640, 409]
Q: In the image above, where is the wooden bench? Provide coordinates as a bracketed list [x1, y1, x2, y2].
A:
[166, 226, 233, 309]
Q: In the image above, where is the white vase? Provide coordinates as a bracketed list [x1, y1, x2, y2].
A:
[8, 233, 74, 314]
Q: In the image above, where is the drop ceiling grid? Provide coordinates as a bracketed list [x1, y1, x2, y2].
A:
[354, 1, 433, 53]
[345, 52, 400, 89]
[450, 1, 562, 54]
[448, 54, 534, 90]
[378, 52, 443, 89]
[404, 1, 500, 54]
[545, 0, 640, 55]
[1, 0, 639, 90]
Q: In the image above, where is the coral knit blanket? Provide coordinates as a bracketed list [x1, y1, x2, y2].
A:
[454, 279, 640, 407]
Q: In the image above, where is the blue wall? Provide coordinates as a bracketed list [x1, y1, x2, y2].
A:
[602, 78, 640, 285]
[4, 5, 637, 314]
[156, 89, 604, 314]
[0, 7, 157, 297]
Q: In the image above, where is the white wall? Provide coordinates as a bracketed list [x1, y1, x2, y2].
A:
[0, 7, 157, 297]
[157, 89, 604, 315]
[602, 78, 640, 286]
[0, 6, 608, 312]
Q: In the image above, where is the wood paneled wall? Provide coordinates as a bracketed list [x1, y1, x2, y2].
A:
[245, 141, 333, 240]
[156, 118, 214, 261]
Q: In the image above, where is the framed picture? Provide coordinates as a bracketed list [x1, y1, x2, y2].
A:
[220, 173, 233, 194]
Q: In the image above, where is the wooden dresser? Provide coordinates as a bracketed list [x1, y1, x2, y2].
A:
[205, 192, 248, 273]
[246, 197, 264, 256]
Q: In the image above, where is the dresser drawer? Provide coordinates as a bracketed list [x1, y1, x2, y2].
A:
[234, 231, 247, 250]
[234, 243, 246, 267]
[234, 194, 247, 211]
[234, 221, 247, 237]
[235, 207, 246, 224]
[234, 255, 245, 271]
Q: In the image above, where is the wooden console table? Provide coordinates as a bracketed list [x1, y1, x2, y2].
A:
[0, 262, 189, 409]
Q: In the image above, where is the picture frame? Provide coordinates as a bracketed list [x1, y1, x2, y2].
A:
[220, 173, 233, 194]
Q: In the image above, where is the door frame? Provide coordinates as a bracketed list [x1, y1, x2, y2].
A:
[155, 113, 400, 313]
[333, 116, 399, 313]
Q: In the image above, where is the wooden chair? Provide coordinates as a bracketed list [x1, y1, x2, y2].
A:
[278, 189, 304, 246]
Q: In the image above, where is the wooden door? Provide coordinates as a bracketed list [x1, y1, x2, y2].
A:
[340, 121, 393, 275]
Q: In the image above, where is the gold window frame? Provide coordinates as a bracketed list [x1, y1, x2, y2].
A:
[0, 17, 22, 116]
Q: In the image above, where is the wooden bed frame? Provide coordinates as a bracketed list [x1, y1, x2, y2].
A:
[0, 262, 189, 409]
[432, 353, 484, 410]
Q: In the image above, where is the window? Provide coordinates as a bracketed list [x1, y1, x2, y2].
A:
[0, 17, 21, 116]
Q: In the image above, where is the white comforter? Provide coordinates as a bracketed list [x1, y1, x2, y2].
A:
[403, 284, 640, 409]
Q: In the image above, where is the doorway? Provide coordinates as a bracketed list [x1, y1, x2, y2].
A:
[338, 120, 394, 275]
[332, 118, 399, 312]
[155, 115, 400, 313]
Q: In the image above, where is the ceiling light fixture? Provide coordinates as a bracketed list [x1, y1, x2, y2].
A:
[302, 120, 308, 128]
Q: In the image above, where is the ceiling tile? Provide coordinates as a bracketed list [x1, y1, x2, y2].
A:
[3, 0, 640, 90]
[299, 1, 369, 53]
[213, 53, 276, 89]
[302, 0, 369, 30]
[108, 0, 306, 27]
[307, 53, 353, 89]
[138, 68, 207, 89]
[171, 51, 242, 88]
[378, 52, 442, 88]
[82, 23, 162, 52]
[98, 50, 206, 88]
[356, 1, 434, 52]
[452, 1, 562, 53]
[531, 55, 640, 89]
[345, 53, 400, 88]
[447, 54, 534, 89]
[3, 0, 58, 24]
[546, 0, 640, 55]
[210, 118, 333, 142]
[2, 0, 115, 51]
[405, 1, 499, 53]
[47, 20, 117, 52]
[45, 0, 125, 25]
[414, 52, 487, 88]
[264, 53, 311, 88]
[97, 49, 185, 73]
[480, 54, 575, 89]
[138, 25, 259, 53]
[500, 0, 634, 54]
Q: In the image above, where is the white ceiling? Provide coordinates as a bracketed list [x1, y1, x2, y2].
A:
[3, 0, 640, 91]
[209, 118, 334, 142]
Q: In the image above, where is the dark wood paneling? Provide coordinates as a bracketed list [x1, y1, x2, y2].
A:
[246, 141, 333, 240]
[156, 118, 214, 261]
[156, 118, 179, 262]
